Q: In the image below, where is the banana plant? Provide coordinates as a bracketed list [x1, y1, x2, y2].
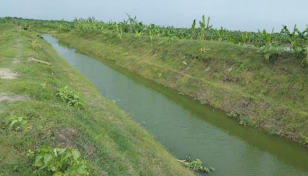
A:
[301, 30, 308, 67]
[113, 23, 123, 39]
[282, 25, 304, 54]
[214, 27, 225, 41]
[258, 29, 281, 62]
[135, 30, 144, 36]
[306, 26, 308, 41]
[155, 27, 161, 37]
[227, 33, 238, 44]
[21, 16, 308, 67]
[241, 32, 248, 44]
[126, 14, 137, 33]
[199, 15, 211, 41]
[191, 19, 196, 39]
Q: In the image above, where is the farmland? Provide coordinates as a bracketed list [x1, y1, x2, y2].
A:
[2, 16, 308, 65]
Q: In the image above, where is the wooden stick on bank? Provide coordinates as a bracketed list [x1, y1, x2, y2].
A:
[28, 57, 51, 65]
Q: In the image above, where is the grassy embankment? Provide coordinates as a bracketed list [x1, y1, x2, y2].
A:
[0, 24, 195, 176]
[53, 30, 308, 146]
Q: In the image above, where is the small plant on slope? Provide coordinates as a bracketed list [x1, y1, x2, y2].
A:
[31, 39, 41, 50]
[5, 115, 28, 131]
[28, 145, 88, 176]
[56, 86, 84, 109]
[239, 117, 249, 126]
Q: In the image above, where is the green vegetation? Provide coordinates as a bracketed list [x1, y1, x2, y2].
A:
[179, 157, 215, 174]
[31, 39, 41, 50]
[227, 113, 249, 126]
[2, 15, 308, 65]
[56, 86, 84, 109]
[5, 116, 28, 131]
[28, 145, 88, 175]
[0, 24, 194, 175]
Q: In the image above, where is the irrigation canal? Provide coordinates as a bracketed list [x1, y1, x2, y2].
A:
[43, 34, 308, 176]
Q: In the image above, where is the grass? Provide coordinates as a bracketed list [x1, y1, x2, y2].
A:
[0, 24, 194, 176]
[53, 30, 308, 147]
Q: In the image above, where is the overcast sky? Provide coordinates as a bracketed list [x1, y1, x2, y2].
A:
[0, 0, 307, 32]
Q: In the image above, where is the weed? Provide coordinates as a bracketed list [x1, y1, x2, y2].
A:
[199, 46, 210, 54]
[236, 62, 247, 72]
[56, 86, 84, 109]
[239, 117, 249, 126]
[227, 112, 239, 118]
[31, 39, 41, 50]
[269, 127, 277, 135]
[28, 145, 88, 175]
[179, 157, 215, 174]
[5, 115, 28, 131]
[227, 113, 249, 126]
[302, 56, 308, 67]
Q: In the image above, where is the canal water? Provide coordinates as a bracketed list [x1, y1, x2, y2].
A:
[43, 34, 308, 176]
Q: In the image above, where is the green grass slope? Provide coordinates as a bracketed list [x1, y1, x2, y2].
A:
[54, 30, 308, 146]
[0, 24, 194, 176]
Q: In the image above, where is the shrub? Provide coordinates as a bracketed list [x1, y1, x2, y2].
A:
[28, 145, 88, 175]
[56, 86, 84, 109]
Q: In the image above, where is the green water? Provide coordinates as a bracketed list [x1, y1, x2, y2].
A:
[43, 34, 308, 176]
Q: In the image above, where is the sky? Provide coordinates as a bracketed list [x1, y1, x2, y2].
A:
[0, 0, 307, 32]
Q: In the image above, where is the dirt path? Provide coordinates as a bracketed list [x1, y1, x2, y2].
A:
[0, 68, 18, 79]
[0, 29, 28, 103]
[0, 93, 29, 103]
[12, 35, 23, 64]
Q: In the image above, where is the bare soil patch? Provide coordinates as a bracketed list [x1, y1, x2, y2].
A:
[0, 93, 29, 103]
[0, 68, 18, 79]
[57, 127, 77, 147]
[12, 58, 20, 64]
